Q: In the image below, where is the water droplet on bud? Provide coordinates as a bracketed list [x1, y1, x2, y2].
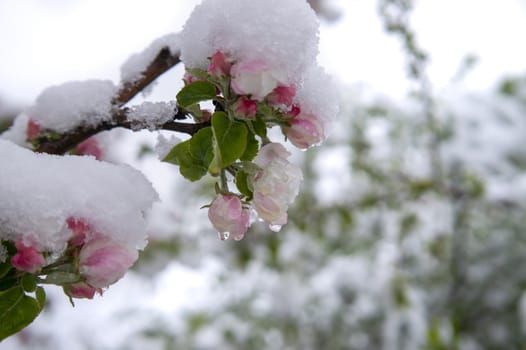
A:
[269, 224, 282, 232]
[218, 231, 230, 240]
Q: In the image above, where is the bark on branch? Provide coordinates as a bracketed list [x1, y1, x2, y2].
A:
[113, 47, 181, 107]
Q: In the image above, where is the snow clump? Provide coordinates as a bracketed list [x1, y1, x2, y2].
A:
[0, 139, 158, 252]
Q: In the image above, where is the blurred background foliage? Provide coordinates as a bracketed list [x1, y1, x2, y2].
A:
[3, 0, 526, 349]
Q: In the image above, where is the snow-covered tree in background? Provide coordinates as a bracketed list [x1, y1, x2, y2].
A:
[0, 0, 338, 340]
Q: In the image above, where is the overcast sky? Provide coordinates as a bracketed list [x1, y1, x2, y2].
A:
[0, 0, 525, 105]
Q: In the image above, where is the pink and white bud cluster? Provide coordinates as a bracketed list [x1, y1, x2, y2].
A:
[11, 239, 45, 273]
[208, 194, 250, 241]
[252, 143, 303, 227]
[204, 51, 328, 149]
[64, 217, 138, 299]
[207, 144, 302, 238]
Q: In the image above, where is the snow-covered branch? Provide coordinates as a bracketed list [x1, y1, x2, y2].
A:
[33, 41, 183, 155]
[35, 105, 208, 155]
[113, 46, 181, 107]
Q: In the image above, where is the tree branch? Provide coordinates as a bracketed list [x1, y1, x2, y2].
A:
[113, 47, 181, 107]
[35, 45, 190, 155]
[35, 108, 209, 155]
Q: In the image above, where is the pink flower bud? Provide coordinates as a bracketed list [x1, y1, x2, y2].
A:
[11, 239, 45, 273]
[66, 217, 91, 247]
[288, 105, 301, 118]
[267, 85, 296, 107]
[208, 194, 250, 241]
[64, 282, 102, 299]
[233, 96, 257, 119]
[207, 51, 231, 78]
[286, 113, 325, 149]
[26, 119, 41, 141]
[75, 137, 103, 160]
[231, 60, 284, 101]
[78, 237, 138, 288]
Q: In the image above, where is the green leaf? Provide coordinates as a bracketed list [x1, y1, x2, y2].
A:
[21, 274, 36, 293]
[176, 81, 217, 108]
[240, 131, 259, 161]
[235, 171, 253, 199]
[35, 287, 46, 310]
[0, 263, 13, 280]
[252, 117, 267, 139]
[44, 271, 79, 285]
[162, 127, 214, 182]
[0, 268, 17, 292]
[0, 286, 42, 341]
[211, 112, 248, 168]
[189, 127, 214, 168]
[162, 142, 183, 165]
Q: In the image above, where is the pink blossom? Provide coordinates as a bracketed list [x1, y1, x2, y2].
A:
[208, 194, 250, 241]
[267, 86, 296, 107]
[11, 239, 45, 273]
[207, 51, 231, 78]
[233, 96, 257, 119]
[286, 113, 325, 149]
[252, 143, 302, 225]
[78, 237, 138, 288]
[231, 60, 285, 100]
[253, 142, 291, 167]
[64, 282, 102, 299]
[26, 119, 41, 141]
[76, 137, 103, 160]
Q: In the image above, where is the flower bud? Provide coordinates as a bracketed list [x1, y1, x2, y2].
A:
[64, 282, 102, 299]
[75, 137, 103, 160]
[231, 60, 284, 100]
[233, 96, 257, 119]
[286, 113, 324, 149]
[267, 85, 296, 107]
[11, 239, 45, 273]
[78, 237, 138, 288]
[208, 194, 250, 241]
[26, 119, 41, 141]
[207, 51, 231, 78]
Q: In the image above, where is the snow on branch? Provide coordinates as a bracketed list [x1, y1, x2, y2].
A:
[115, 33, 181, 106]
[27, 35, 183, 155]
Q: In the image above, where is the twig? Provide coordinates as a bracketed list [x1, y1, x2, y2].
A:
[113, 47, 181, 107]
[35, 108, 209, 155]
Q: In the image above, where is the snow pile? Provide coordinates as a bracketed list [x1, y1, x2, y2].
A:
[179, 0, 319, 85]
[27, 80, 116, 133]
[0, 139, 158, 252]
[294, 65, 340, 124]
[127, 101, 178, 130]
[120, 33, 180, 83]
[0, 113, 30, 146]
